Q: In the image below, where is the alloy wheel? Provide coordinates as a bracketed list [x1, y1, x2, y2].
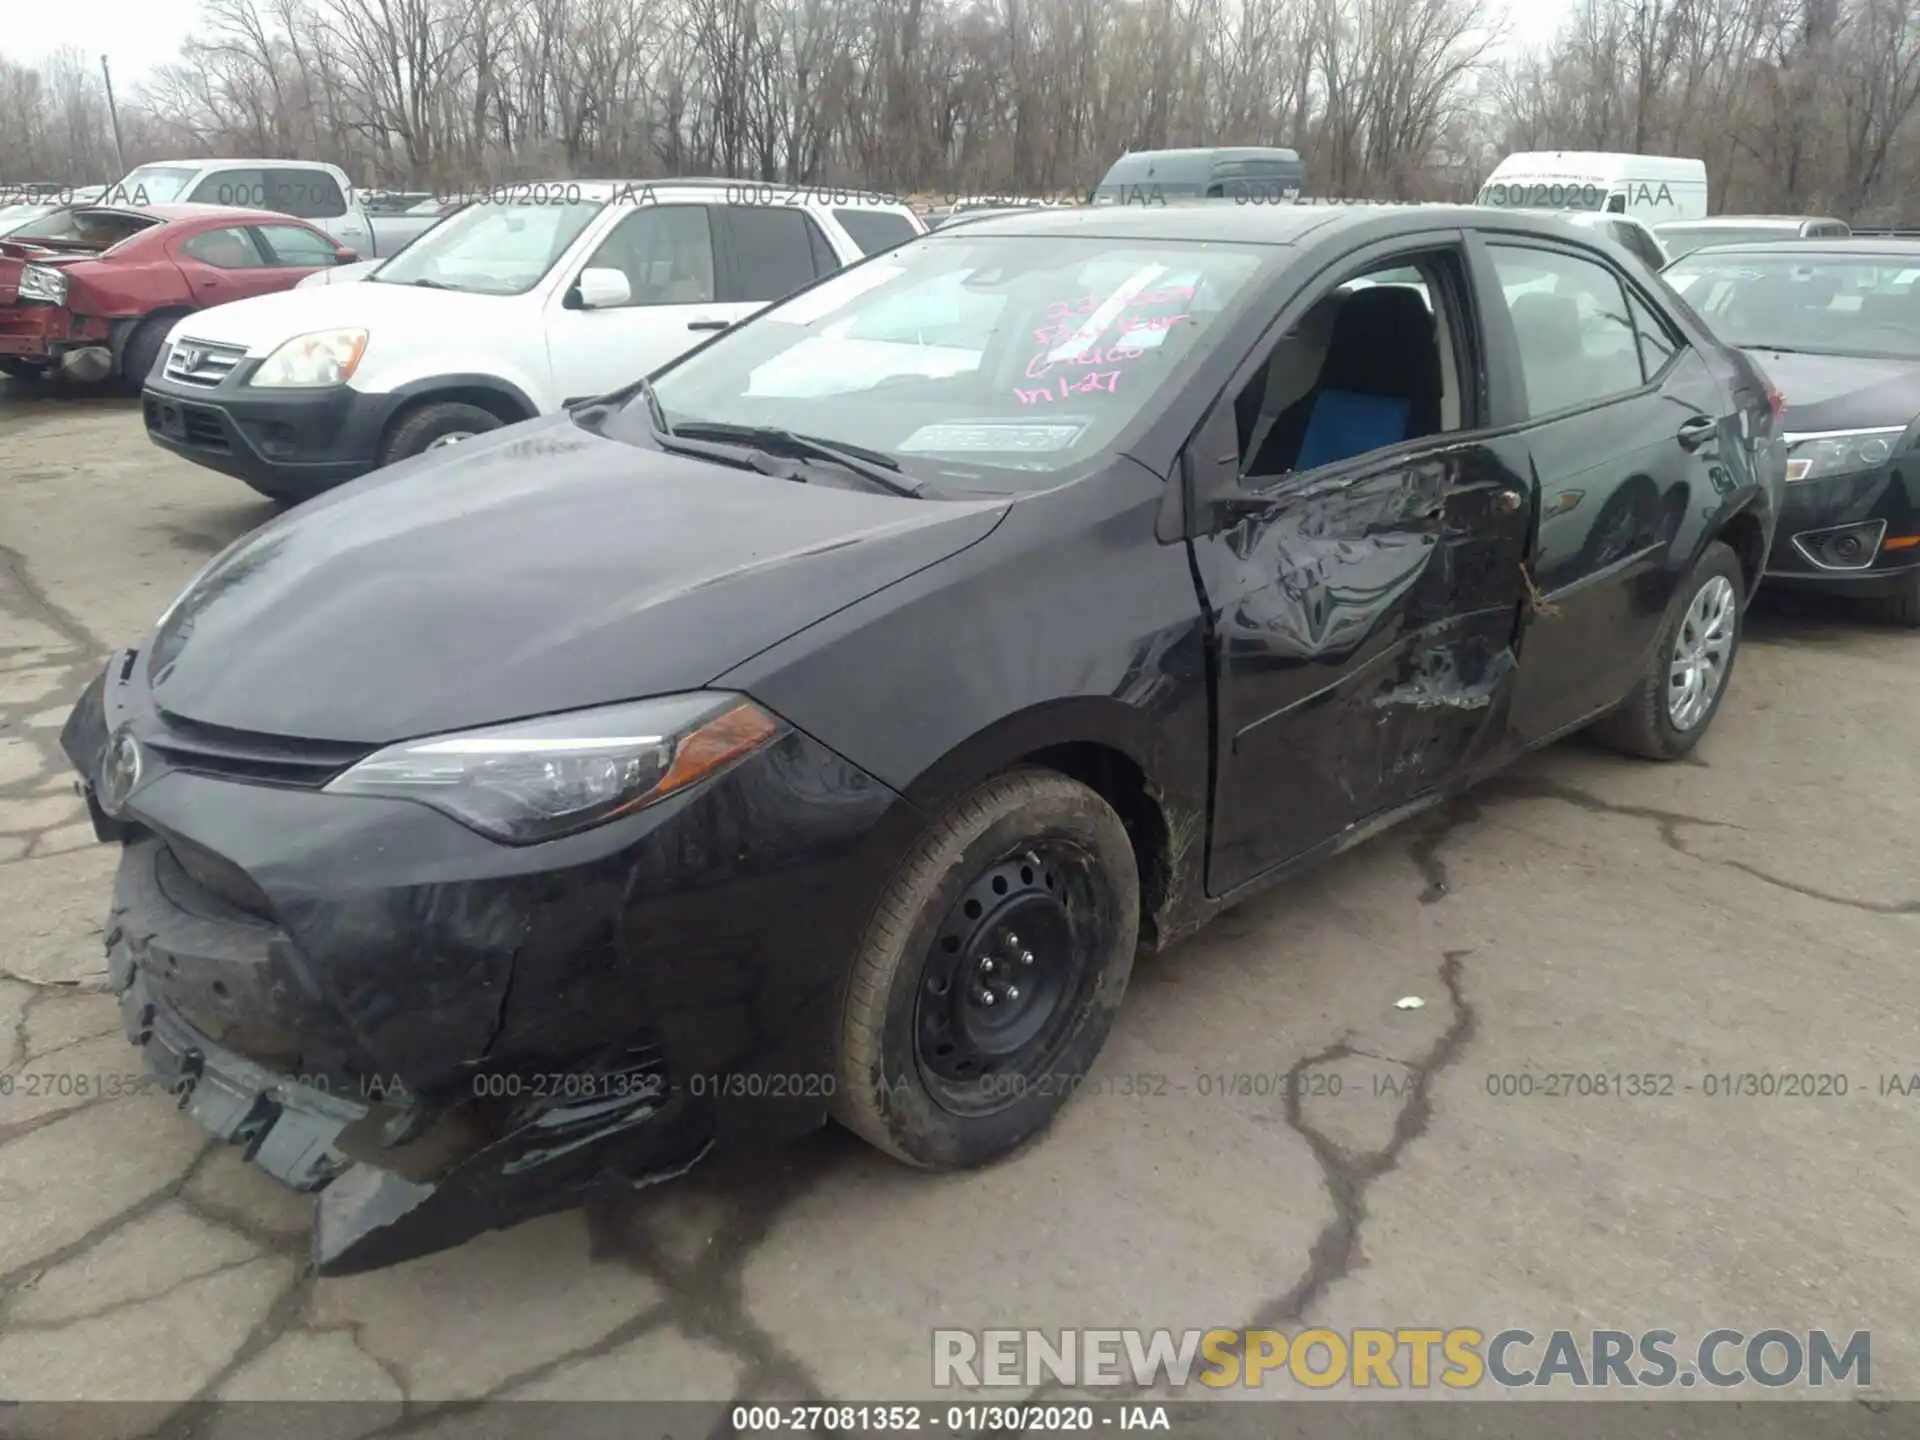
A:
[1667, 574, 1736, 731]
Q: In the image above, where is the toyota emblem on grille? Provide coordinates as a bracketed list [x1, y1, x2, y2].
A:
[177, 345, 202, 371]
[98, 727, 143, 816]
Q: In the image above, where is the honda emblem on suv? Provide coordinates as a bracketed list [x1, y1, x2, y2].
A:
[177, 345, 202, 372]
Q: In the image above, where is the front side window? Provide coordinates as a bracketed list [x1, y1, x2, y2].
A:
[608, 234, 1269, 483]
[1659, 254, 1920, 357]
[1232, 253, 1462, 479]
[256, 224, 338, 267]
[372, 199, 603, 295]
[1489, 245, 1645, 416]
[180, 226, 268, 269]
[579, 205, 716, 306]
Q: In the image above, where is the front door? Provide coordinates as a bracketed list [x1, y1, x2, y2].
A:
[1187, 241, 1535, 897]
[169, 226, 303, 307]
[545, 201, 745, 405]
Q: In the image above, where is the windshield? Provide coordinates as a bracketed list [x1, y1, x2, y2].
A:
[107, 165, 199, 205]
[371, 199, 603, 294]
[1662, 255, 1920, 356]
[1656, 225, 1797, 260]
[610, 234, 1268, 485]
[1476, 181, 1608, 211]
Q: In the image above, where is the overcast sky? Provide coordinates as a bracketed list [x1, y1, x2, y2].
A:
[9, 0, 1574, 87]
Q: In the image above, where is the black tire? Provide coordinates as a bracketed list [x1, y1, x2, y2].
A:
[1590, 539, 1745, 760]
[1860, 573, 1920, 627]
[832, 768, 1139, 1168]
[380, 401, 503, 465]
[0, 358, 49, 380]
[119, 315, 175, 392]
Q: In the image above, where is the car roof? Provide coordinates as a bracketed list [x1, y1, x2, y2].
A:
[925, 201, 1604, 246]
[1669, 240, 1920, 260]
[1660, 216, 1839, 227]
[1115, 145, 1302, 161]
[128, 158, 341, 170]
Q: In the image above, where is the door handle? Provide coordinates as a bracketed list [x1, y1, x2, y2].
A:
[687, 320, 728, 332]
[1677, 417, 1717, 451]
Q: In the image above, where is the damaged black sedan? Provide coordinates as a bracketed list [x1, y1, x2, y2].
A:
[62, 205, 1782, 1274]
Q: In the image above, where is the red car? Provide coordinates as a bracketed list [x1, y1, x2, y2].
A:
[0, 202, 355, 388]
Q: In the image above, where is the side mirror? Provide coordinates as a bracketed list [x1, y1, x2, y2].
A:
[577, 268, 632, 309]
[335, 247, 359, 264]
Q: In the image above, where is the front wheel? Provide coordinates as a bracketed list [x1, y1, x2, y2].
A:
[1590, 539, 1745, 760]
[832, 768, 1139, 1168]
[1861, 571, 1920, 627]
[380, 401, 503, 465]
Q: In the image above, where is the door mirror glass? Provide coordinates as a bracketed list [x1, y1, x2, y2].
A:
[577, 268, 632, 309]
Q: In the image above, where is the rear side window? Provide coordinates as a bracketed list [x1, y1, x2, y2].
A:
[187, 168, 269, 209]
[721, 206, 837, 303]
[255, 224, 338, 267]
[1489, 245, 1646, 416]
[832, 208, 916, 256]
[265, 168, 346, 219]
[1625, 288, 1680, 378]
[180, 226, 269, 268]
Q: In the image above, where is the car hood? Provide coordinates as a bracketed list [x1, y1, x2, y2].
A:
[296, 258, 385, 288]
[1744, 348, 1920, 434]
[166, 278, 514, 351]
[143, 416, 1009, 744]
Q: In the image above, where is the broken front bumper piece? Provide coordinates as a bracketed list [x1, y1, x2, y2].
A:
[108, 860, 712, 1275]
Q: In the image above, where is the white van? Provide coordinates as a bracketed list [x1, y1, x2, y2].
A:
[1476, 152, 1707, 224]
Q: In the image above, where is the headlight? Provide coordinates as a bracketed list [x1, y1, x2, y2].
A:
[250, 328, 368, 387]
[19, 264, 66, 304]
[323, 693, 785, 843]
[1783, 426, 1906, 482]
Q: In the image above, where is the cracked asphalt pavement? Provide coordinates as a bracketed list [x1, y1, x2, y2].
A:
[3, 384, 1918, 1424]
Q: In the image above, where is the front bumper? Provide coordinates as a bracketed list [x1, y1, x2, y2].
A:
[142, 370, 403, 499]
[1763, 463, 1920, 595]
[63, 654, 915, 1273]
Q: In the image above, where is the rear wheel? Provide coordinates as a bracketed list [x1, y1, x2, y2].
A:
[1590, 540, 1744, 760]
[119, 315, 175, 392]
[380, 401, 503, 465]
[832, 768, 1139, 1168]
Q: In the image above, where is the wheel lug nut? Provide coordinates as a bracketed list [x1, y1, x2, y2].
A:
[979, 989, 996, 1006]
[980, 958, 995, 974]
[1006, 985, 1020, 1001]
[1004, 932, 1020, 950]
[1019, 950, 1034, 966]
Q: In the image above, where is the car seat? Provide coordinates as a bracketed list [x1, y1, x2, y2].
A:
[1246, 286, 1441, 475]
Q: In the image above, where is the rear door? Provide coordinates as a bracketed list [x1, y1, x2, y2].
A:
[713, 203, 843, 314]
[1474, 235, 1736, 742]
[1186, 233, 1535, 895]
[169, 224, 286, 306]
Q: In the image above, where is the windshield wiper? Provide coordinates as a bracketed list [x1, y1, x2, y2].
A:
[400, 277, 457, 290]
[669, 422, 923, 497]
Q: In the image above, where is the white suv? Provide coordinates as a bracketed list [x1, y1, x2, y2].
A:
[138, 179, 926, 502]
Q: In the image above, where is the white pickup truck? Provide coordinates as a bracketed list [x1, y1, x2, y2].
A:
[138, 178, 929, 502]
[103, 161, 443, 261]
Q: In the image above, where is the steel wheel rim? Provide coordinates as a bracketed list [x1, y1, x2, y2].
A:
[913, 840, 1102, 1116]
[427, 431, 476, 449]
[1667, 574, 1736, 730]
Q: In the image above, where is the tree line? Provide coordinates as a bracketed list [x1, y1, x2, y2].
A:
[3, 0, 1920, 221]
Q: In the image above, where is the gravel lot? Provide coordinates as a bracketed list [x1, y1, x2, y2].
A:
[2, 380, 1917, 1423]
